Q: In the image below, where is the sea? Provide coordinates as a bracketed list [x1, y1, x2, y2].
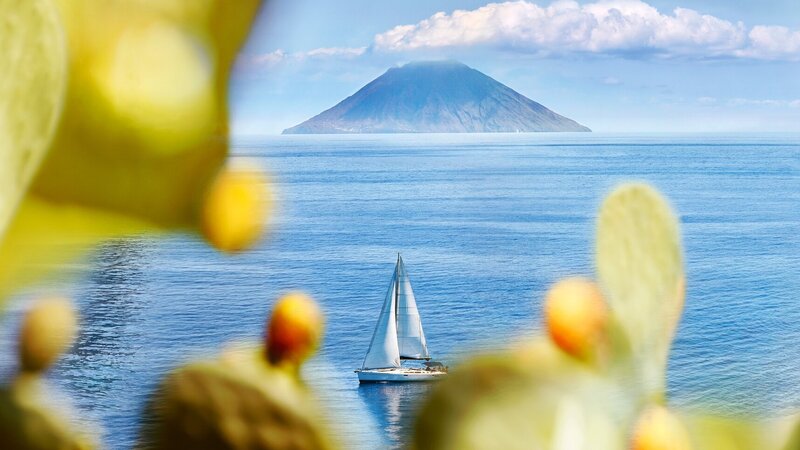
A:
[1, 133, 799, 449]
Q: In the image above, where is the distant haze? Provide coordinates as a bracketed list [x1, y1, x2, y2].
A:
[282, 61, 590, 134]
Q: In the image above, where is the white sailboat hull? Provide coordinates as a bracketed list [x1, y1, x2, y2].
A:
[356, 368, 446, 383]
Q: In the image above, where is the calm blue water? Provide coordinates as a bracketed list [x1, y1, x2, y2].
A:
[2, 133, 799, 449]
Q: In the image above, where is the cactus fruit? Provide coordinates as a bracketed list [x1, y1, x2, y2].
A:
[631, 406, 692, 450]
[142, 293, 334, 450]
[544, 277, 608, 361]
[0, 298, 94, 449]
[202, 166, 271, 253]
[266, 292, 325, 367]
[19, 297, 78, 372]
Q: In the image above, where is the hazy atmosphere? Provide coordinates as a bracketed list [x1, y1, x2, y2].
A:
[232, 0, 800, 134]
[2, 1, 799, 449]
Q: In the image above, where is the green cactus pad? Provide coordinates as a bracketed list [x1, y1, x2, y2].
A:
[782, 417, 800, 450]
[0, 376, 93, 450]
[141, 351, 335, 450]
[414, 340, 630, 450]
[682, 413, 788, 450]
[595, 183, 683, 398]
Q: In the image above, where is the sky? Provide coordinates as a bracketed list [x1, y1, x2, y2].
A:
[230, 0, 800, 135]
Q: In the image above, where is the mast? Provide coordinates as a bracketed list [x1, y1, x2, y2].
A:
[394, 253, 400, 332]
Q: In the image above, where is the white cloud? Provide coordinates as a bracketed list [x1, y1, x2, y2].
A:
[248, 49, 287, 68]
[373, 0, 800, 60]
[727, 98, 800, 107]
[697, 97, 800, 108]
[242, 46, 368, 71]
[737, 25, 800, 60]
[301, 47, 367, 59]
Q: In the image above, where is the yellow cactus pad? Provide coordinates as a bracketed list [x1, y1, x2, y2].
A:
[0, 0, 67, 238]
[0, 196, 157, 300]
[0, 0, 265, 303]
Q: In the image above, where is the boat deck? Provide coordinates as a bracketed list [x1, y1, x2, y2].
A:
[356, 367, 446, 383]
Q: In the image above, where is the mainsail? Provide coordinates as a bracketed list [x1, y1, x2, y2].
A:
[361, 264, 401, 369]
[396, 256, 429, 360]
[362, 255, 430, 370]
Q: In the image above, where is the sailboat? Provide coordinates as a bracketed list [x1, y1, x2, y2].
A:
[356, 255, 447, 382]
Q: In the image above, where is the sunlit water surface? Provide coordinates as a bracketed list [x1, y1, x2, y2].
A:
[1, 133, 799, 449]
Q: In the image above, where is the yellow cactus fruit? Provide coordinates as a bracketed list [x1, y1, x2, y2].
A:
[544, 277, 608, 360]
[19, 297, 78, 373]
[201, 166, 270, 252]
[632, 406, 692, 450]
[266, 293, 324, 367]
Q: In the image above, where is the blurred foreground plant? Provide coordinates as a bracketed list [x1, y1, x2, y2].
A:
[0, 0, 268, 301]
[413, 183, 797, 450]
[1, 0, 270, 446]
[0, 298, 95, 449]
[141, 292, 336, 450]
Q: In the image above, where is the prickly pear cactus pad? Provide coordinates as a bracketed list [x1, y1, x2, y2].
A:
[141, 350, 336, 450]
[0, 376, 94, 450]
[413, 182, 797, 450]
[413, 340, 627, 450]
[0, 1, 271, 447]
[0, 0, 66, 238]
[596, 183, 684, 400]
[0, 0, 268, 301]
[141, 293, 334, 449]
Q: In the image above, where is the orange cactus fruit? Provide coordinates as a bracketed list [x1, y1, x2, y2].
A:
[631, 406, 692, 450]
[543, 277, 608, 359]
[18, 297, 78, 372]
[201, 165, 270, 252]
[266, 292, 325, 366]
